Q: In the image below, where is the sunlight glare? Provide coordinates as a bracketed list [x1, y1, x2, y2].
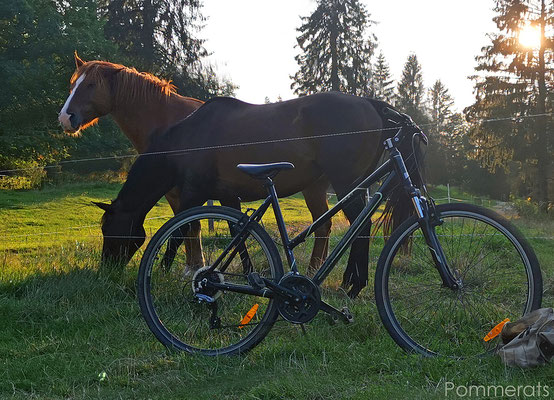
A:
[519, 23, 541, 49]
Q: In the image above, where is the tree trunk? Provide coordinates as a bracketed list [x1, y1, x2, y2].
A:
[329, 8, 340, 91]
[535, 0, 550, 211]
[142, 0, 156, 71]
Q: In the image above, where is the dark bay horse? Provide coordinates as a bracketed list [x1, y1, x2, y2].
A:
[97, 92, 407, 296]
[58, 53, 335, 271]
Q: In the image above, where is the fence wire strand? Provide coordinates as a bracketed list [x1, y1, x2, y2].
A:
[0, 112, 551, 175]
[0, 111, 552, 243]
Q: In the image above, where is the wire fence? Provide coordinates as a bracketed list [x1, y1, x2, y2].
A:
[0, 111, 552, 246]
[0, 112, 551, 175]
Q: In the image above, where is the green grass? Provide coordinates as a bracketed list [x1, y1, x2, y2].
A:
[0, 181, 553, 399]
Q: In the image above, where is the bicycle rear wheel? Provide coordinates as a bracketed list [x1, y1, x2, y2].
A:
[374, 203, 542, 357]
[137, 206, 283, 356]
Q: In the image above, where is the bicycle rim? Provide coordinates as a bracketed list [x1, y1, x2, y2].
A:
[377, 206, 541, 357]
[138, 209, 282, 355]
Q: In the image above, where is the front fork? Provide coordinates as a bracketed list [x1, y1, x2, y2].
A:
[385, 137, 459, 290]
[412, 196, 460, 290]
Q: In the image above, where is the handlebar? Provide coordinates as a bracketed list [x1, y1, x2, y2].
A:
[382, 107, 414, 125]
[382, 107, 428, 146]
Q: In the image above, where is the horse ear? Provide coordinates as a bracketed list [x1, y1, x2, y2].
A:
[92, 201, 111, 212]
[74, 51, 85, 69]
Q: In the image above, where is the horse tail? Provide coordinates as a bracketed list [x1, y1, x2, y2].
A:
[365, 98, 427, 240]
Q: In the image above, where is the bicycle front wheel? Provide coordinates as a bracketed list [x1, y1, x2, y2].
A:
[375, 203, 542, 357]
[137, 206, 284, 356]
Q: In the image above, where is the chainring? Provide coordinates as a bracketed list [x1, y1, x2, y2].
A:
[276, 273, 321, 324]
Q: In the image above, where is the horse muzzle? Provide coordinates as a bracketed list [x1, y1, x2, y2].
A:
[58, 111, 81, 133]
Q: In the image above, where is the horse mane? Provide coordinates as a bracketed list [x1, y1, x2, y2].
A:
[71, 61, 201, 106]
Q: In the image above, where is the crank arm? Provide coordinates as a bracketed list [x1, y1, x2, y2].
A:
[319, 301, 354, 324]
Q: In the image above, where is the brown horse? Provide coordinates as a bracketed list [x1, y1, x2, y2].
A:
[59, 53, 334, 271]
[97, 92, 408, 297]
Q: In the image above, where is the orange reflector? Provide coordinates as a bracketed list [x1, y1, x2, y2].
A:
[238, 304, 259, 329]
[483, 318, 510, 342]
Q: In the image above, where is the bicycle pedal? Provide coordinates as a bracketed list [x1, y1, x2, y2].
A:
[341, 307, 354, 324]
[247, 272, 265, 289]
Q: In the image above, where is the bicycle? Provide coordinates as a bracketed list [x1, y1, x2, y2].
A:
[136, 108, 542, 358]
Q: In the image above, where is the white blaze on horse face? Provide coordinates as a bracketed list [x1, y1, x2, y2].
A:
[58, 73, 86, 131]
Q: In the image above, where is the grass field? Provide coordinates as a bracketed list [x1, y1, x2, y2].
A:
[1, 182, 553, 399]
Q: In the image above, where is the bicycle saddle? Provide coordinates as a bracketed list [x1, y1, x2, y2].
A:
[237, 162, 295, 179]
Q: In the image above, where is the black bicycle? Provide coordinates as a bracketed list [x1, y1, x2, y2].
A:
[137, 108, 542, 358]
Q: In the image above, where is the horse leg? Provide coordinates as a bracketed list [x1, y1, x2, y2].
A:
[162, 189, 205, 271]
[302, 177, 331, 274]
[220, 197, 253, 274]
[327, 177, 371, 299]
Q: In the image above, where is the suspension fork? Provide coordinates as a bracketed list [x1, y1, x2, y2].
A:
[415, 199, 460, 290]
[385, 137, 459, 290]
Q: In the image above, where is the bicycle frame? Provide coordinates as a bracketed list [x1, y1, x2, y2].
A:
[205, 126, 460, 302]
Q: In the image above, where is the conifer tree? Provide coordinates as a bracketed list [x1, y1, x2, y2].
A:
[372, 52, 395, 103]
[100, 0, 207, 74]
[428, 80, 454, 135]
[465, 0, 553, 207]
[100, 0, 235, 99]
[291, 0, 377, 96]
[425, 81, 467, 183]
[396, 54, 428, 123]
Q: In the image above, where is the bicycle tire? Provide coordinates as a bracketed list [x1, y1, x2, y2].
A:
[137, 205, 284, 356]
[374, 203, 542, 357]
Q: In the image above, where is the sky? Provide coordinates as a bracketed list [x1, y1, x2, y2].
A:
[202, 1, 498, 111]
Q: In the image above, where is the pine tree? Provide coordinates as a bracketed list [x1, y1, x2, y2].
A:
[100, 0, 207, 74]
[465, 0, 553, 207]
[428, 80, 454, 135]
[396, 54, 428, 123]
[100, 0, 234, 99]
[291, 0, 377, 96]
[425, 81, 468, 184]
[372, 52, 394, 103]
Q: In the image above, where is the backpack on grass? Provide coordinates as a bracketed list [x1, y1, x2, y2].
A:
[498, 308, 554, 368]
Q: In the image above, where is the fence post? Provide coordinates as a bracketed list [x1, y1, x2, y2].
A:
[447, 183, 451, 203]
[207, 200, 214, 231]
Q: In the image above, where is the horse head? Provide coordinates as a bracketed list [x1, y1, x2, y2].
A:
[58, 52, 123, 134]
[94, 200, 146, 267]
[59, 52, 179, 135]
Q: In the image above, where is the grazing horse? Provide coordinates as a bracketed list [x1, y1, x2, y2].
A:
[58, 53, 335, 272]
[97, 92, 412, 297]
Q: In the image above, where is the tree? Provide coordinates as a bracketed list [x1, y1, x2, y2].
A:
[428, 80, 454, 134]
[0, 0, 125, 172]
[100, 0, 206, 73]
[396, 54, 428, 124]
[100, 0, 234, 100]
[465, 0, 553, 208]
[425, 80, 462, 184]
[372, 52, 394, 103]
[291, 0, 377, 96]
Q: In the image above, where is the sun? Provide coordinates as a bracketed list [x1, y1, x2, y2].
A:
[519, 23, 541, 49]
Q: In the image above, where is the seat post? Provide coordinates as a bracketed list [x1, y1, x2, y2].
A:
[264, 178, 297, 272]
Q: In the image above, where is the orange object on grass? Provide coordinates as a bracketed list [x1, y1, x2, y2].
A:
[239, 304, 259, 329]
[483, 318, 510, 342]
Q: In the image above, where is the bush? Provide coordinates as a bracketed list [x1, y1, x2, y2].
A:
[0, 159, 47, 190]
[511, 196, 554, 220]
